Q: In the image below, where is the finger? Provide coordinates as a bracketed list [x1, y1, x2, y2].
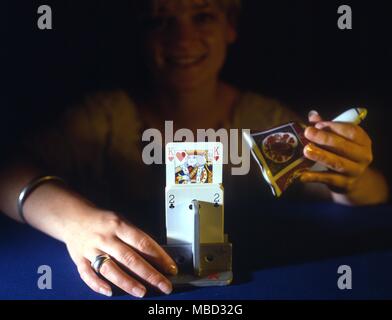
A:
[100, 240, 173, 295]
[76, 258, 113, 297]
[86, 250, 147, 298]
[116, 223, 178, 275]
[98, 258, 147, 298]
[308, 110, 323, 124]
[299, 171, 355, 191]
[314, 121, 372, 147]
[303, 143, 364, 177]
[304, 126, 369, 163]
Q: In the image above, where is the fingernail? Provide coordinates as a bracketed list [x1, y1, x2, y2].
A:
[158, 281, 173, 295]
[304, 143, 315, 154]
[132, 286, 146, 298]
[99, 287, 112, 297]
[299, 173, 308, 182]
[167, 264, 178, 275]
[308, 110, 319, 118]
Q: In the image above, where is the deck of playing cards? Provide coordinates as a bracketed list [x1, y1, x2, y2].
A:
[243, 122, 313, 197]
[243, 108, 368, 197]
[164, 142, 233, 286]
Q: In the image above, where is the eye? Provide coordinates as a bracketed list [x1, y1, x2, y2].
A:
[193, 12, 216, 25]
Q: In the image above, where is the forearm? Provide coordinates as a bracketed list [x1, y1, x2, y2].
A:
[0, 162, 98, 242]
[331, 167, 389, 206]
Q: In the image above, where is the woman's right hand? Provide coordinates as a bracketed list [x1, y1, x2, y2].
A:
[63, 208, 178, 298]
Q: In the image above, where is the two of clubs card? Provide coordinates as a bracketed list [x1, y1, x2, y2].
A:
[165, 142, 224, 245]
[164, 142, 233, 285]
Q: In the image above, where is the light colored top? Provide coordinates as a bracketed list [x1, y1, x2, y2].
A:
[25, 90, 304, 215]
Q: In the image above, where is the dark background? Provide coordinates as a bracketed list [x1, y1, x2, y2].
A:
[2, 0, 392, 188]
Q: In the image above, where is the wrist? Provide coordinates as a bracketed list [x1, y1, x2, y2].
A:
[23, 182, 99, 243]
[331, 168, 389, 206]
[62, 207, 115, 246]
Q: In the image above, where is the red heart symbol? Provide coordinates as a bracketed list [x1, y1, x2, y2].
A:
[214, 155, 219, 161]
[207, 273, 219, 280]
[176, 151, 186, 162]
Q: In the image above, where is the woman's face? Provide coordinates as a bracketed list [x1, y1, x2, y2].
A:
[142, 0, 237, 92]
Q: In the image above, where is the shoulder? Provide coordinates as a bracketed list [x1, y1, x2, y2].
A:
[25, 90, 142, 176]
[233, 91, 303, 130]
[65, 90, 138, 124]
[62, 89, 141, 139]
[27, 89, 141, 156]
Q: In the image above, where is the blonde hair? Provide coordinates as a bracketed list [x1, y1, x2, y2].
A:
[133, 0, 241, 25]
[216, 0, 242, 25]
[215, 0, 241, 14]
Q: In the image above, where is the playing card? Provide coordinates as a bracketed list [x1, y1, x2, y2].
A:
[166, 142, 223, 186]
[192, 200, 225, 275]
[243, 108, 368, 197]
[165, 184, 224, 244]
[198, 201, 224, 244]
[191, 200, 201, 274]
[244, 122, 313, 197]
[164, 199, 227, 278]
[250, 123, 309, 177]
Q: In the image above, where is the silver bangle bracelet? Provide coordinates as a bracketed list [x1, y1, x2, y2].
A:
[17, 175, 65, 224]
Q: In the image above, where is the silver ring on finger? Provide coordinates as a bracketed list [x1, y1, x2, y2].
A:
[91, 254, 112, 274]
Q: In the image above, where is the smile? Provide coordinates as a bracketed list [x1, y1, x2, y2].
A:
[166, 54, 207, 68]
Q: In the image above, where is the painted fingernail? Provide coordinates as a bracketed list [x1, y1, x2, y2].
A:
[132, 286, 146, 298]
[99, 287, 112, 297]
[167, 264, 178, 275]
[158, 281, 173, 295]
[299, 173, 309, 182]
[304, 143, 315, 154]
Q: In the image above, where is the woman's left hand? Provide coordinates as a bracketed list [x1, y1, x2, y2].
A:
[300, 110, 373, 194]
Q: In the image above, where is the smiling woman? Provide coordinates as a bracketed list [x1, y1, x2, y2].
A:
[135, 0, 239, 92]
[0, 0, 388, 300]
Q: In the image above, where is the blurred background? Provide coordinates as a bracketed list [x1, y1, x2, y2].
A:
[2, 0, 392, 188]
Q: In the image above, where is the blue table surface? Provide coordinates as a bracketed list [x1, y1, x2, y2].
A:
[1, 202, 392, 300]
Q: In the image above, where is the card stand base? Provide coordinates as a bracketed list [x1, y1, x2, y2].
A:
[168, 271, 233, 287]
[162, 242, 233, 287]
